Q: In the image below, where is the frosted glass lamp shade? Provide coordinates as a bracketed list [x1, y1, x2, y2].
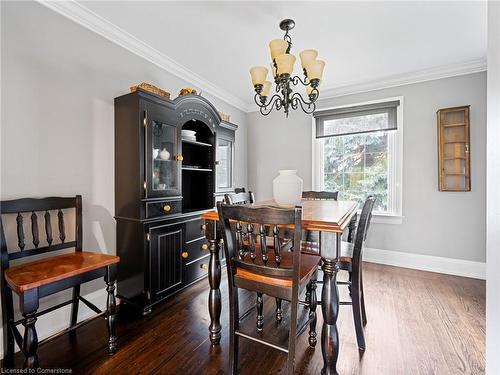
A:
[307, 60, 325, 80]
[299, 49, 318, 71]
[249, 66, 268, 86]
[269, 39, 288, 60]
[275, 54, 296, 75]
[261, 81, 272, 97]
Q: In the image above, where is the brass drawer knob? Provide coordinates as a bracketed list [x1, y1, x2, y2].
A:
[201, 224, 207, 231]
[175, 155, 184, 161]
[163, 204, 171, 212]
[201, 243, 208, 250]
[201, 263, 208, 270]
[181, 251, 189, 259]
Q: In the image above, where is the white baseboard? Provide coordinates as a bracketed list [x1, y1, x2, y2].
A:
[364, 247, 486, 280]
[0, 289, 108, 359]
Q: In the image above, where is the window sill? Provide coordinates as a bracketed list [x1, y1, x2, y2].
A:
[370, 213, 404, 225]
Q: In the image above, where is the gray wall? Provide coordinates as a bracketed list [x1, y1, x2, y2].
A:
[486, 2, 500, 373]
[0, 1, 247, 349]
[247, 72, 486, 263]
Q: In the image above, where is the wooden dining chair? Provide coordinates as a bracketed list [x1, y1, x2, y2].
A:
[336, 195, 376, 351]
[0, 196, 120, 368]
[218, 202, 320, 375]
[301, 190, 339, 243]
[224, 191, 255, 205]
[224, 191, 293, 323]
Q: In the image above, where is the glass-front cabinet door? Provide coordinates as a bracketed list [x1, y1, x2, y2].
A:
[216, 129, 234, 192]
[143, 102, 181, 198]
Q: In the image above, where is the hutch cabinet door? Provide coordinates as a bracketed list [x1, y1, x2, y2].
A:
[143, 101, 182, 198]
[148, 223, 183, 296]
[215, 129, 235, 192]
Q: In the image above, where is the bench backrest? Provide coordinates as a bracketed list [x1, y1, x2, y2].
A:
[0, 196, 82, 270]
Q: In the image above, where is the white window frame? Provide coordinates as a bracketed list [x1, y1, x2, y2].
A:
[312, 96, 404, 224]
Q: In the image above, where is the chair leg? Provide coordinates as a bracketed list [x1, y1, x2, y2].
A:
[287, 290, 299, 375]
[360, 267, 367, 326]
[70, 285, 80, 329]
[308, 280, 317, 347]
[105, 265, 117, 355]
[256, 292, 264, 331]
[20, 289, 39, 368]
[229, 286, 240, 375]
[351, 273, 366, 351]
[348, 271, 353, 297]
[305, 286, 311, 307]
[275, 298, 283, 322]
[2, 288, 15, 366]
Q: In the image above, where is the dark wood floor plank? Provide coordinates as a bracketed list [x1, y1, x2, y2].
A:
[1, 263, 485, 374]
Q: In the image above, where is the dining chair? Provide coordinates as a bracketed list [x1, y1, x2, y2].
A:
[224, 191, 292, 324]
[335, 195, 376, 351]
[218, 202, 320, 375]
[224, 191, 255, 205]
[301, 190, 339, 243]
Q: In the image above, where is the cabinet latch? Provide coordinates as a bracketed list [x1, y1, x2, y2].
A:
[146, 233, 150, 241]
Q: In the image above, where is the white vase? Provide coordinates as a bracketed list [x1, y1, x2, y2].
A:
[159, 148, 170, 160]
[273, 170, 303, 206]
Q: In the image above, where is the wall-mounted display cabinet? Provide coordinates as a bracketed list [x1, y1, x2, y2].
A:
[437, 105, 471, 191]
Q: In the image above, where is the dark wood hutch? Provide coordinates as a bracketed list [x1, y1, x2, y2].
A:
[114, 89, 237, 313]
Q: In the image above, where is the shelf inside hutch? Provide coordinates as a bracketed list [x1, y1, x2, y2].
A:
[181, 119, 214, 211]
[437, 106, 471, 191]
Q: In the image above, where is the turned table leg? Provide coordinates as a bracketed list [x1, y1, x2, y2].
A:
[105, 265, 118, 354]
[206, 220, 222, 345]
[320, 232, 341, 375]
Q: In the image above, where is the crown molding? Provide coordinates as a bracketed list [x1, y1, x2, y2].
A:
[245, 58, 487, 112]
[36, 0, 248, 112]
[318, 58, 487, 100]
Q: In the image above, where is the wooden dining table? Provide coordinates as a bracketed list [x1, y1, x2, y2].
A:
[201, 199, 358, 375]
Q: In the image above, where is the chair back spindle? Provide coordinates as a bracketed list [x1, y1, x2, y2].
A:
[31, 212, 39, 248]
[16, 213, 25, 250]
[58, 209, 66, 243]
[44, 211, 53, 246]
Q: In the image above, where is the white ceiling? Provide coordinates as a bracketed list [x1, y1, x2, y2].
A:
[78, 1, 487, 110]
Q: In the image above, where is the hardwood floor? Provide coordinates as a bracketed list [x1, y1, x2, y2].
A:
[2, 262, 485, 374]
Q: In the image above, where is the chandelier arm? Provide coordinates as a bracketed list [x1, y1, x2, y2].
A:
[291, 75, 309, 87]
[290, 92, 317, 114]
[260, 95, 283, 116]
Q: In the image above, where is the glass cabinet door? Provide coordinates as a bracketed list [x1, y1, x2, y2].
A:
[144, 105, 181, 198]
[216, 136, 233, 190]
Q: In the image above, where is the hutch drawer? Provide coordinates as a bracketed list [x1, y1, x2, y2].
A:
[184, 255, 210, 285]
[183, 237, 209, 263]
[185, 218, 206, 242]
[145, 198, 182, 219]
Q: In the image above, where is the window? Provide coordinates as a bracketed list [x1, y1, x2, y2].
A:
[312, 98, 403, 217]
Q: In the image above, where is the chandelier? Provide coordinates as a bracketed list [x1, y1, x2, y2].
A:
[249, 19, 325, 117]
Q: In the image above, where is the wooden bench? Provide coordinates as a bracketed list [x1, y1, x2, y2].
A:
[0, 196, 120, 368]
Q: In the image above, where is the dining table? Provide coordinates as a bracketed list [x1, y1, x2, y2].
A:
[201, 199, 358, 375]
